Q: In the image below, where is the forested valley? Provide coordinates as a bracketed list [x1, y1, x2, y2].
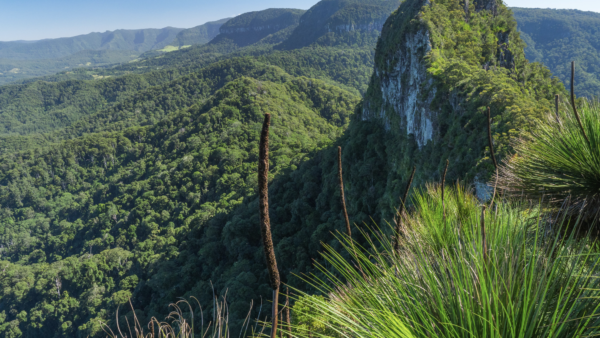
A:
[0, 0, 599, 337]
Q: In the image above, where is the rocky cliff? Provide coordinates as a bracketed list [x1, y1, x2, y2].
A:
[360, 0, 563, 198]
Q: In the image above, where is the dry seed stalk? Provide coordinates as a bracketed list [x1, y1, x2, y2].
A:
[571, 61, 590, 145]
[258, 113, 280, 338]
[284, 287, 291, 338]
[487, 107, 498, 170]
[394, 166, 416, 252]
[487, 107, 499, 209]
[338, 146, 352, 237]
[555, 94, 560, 124]
[442, 159, 449, 218]
[338, 146, 366, 278]
[481, 205, 488, 262]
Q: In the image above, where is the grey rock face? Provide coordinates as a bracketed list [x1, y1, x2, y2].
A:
[362, 28, 437, 149]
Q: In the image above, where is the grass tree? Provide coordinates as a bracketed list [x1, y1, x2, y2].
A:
[289, 185, 600, 338]
[498, 63, 600, 223]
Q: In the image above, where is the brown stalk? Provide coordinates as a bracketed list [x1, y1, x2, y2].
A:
[284, 287, 291, 338]
[555, 94, 560, 124]
[487, 107, 498, 209]
[394, 166, 416, 252]
[441, 159, 449, 218]
[338, 146, 351, 237]
[258, 113, 280, 338]
[338, 146, 366, 278]
[571, 61, 590, 145]
[481, 205, 488, 262]
[279, 312, 283, 338]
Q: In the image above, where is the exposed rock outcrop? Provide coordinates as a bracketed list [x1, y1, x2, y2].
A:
[359, 0, 560, 197]
[362, 27, 436, 148]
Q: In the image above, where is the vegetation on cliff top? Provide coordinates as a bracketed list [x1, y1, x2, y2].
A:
[514, 8, 600, 98]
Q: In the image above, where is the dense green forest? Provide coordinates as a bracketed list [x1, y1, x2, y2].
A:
[0, 74, 358, 337]
[0, 0, 597, 337]
[514, 8, 600, 98]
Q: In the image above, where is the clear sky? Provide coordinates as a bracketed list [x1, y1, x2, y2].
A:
[0, 0, 599, 42]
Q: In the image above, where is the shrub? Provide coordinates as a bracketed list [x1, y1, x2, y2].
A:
[288, 185, 600, 337]
[498, 98, 600, 223]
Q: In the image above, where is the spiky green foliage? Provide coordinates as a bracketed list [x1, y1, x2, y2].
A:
[406, 183, 538, 251]
[288, 186, 600, 338]
[499, 99, 600, 221]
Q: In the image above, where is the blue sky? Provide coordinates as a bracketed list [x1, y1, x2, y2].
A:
[1, 0, 599, 41]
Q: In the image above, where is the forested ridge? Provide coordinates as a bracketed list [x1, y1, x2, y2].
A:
[514, 7, 600, 98]
[0, 75, 359, 337]
[0, 0, 596, 337]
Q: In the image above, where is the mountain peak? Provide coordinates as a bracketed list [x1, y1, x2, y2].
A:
[362, 0, 562, 195]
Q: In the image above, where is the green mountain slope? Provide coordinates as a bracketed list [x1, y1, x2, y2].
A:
[209, 9, 306, 48]
[0, 27, 184, 60]
[278, 0, 401, 49]
[0, 74, 359, 338]
[512, 8, 600, 98]
[0, 58, 296, 146]
[0, 49, 371, 151]
[170, 18, 231, 48]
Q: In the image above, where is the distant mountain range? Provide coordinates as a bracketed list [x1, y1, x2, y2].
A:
[513, 8, 600, 98]
[0, 27, 184, 60]
[0, 19, 233, 85]
[2, 6, 600, 97]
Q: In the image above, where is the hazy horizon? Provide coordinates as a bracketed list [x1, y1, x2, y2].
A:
[1, 0, 599, 42]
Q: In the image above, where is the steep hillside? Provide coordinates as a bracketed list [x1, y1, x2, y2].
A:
[278, 0, 402, 49]
[0, 50, 371, 149]
[0, 27, 184, 60]
[0, 58, 296, 148]
[209, 9, 306, 48]
[0, 75, 359, 338]
[170, 18, 231, 48]
[359, 0, 564, 195]
[513, 8, 600, 98]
